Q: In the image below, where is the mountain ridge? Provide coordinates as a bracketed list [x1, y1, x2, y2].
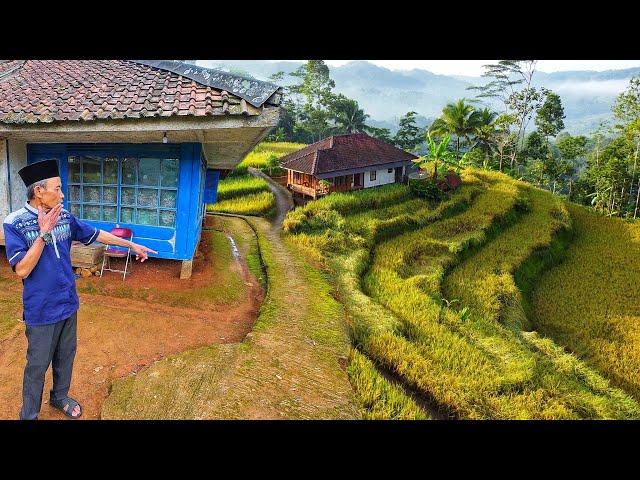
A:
[197, 60, 639, 135]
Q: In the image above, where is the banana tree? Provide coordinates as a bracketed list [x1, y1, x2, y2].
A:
[413, 133, 456, 180]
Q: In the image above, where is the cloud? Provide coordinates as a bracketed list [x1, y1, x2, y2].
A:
[552, 79, 629, 96]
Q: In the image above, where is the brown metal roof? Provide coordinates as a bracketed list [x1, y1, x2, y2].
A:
[0, 60, 280, 125]
[280, 133, 418, 175]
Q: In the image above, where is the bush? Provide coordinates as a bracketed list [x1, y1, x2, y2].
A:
[409, 178, 444, 201]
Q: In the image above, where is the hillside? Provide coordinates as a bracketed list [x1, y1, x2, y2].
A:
[283, 168, 640, 419]
[197, 60, 640, 135]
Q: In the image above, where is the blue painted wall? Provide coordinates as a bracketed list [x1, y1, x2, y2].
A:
[27, 143, 207, 261]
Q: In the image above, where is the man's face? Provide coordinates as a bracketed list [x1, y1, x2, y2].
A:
[36, 177, 64, 210]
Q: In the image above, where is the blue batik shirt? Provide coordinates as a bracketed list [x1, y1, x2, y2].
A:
[3, 202, 99, 326]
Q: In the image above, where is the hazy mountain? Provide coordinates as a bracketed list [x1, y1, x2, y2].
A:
[197, 60, 640, 135]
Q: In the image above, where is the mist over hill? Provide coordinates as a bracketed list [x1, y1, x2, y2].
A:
[197, 60, 640, 135]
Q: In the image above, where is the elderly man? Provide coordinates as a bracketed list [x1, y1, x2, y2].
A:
[3, 159, 157, 420]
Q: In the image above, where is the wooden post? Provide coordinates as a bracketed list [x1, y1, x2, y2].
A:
[180, 259, 193, 280]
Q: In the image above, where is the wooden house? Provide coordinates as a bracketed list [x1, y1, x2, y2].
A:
[0, 60, 282, 277]
[279, 133, 418, 199]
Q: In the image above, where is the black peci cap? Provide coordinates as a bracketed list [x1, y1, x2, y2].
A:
[18, 160, 60, 187]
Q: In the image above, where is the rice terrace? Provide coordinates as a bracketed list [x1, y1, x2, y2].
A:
[1, 59, 640, 420]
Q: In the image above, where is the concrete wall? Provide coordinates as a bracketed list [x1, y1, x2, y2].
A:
[7, 139, 27, 212]
[0, 140, 9, 220]
[364, 167, 396, 188]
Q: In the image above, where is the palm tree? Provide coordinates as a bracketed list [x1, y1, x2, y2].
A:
[429, 99, 482, 159]
[331, 95, 369, 134]
[413, 133, 455, 180]
[472, 108, 498, 153]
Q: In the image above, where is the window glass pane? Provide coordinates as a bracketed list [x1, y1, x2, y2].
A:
[104, 158, 118, 184]
[83, 186, 101, 203]
[160, 190, 177, 209]
[120, 207, 135, 224]
[103, 187, 117, 204]
[69, 185, 80, 202]
[137, 188, 158, 207]
[121, 187, 135, 205]
[159, 210, 176, 227]
[82, 156, 102, 184]
[161, 159, 179, 188]
[139, 158, 160, 186]
[69, 203, 81, 217]
[103, 206, 117, 222]
[122, 158, 137, 185]
[83, 205, 101, 220]
[68, 156, 82, 183]
[137, 208, 158, 226]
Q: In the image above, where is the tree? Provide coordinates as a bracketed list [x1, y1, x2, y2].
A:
[329, 94, 369, 134]
[470, 107, 499, 168]
[469, 60, 544, 170]
[288, 61, 337, 142]
[289, 60, 335, 110]
[556, 134, 587, 197]
[613, 76, 640, 125]
[365, 125, 394, 143]
[394, 111, 422, 151]
[535, 89, 565, 141]
[492, 114, 518, 172]
[413, 133, 455, 180]
[429, 99, 482, 159]
[521, 131, 551, 186]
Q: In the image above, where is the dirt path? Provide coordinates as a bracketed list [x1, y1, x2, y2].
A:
[0, 222, 263, 420]
[248, 167, 293, 228]
[102, 177, 359, 418]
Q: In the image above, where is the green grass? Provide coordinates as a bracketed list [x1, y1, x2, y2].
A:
[284, 167, 640, 419]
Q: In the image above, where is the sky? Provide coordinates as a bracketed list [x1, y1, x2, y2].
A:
[273, 60, 640, 77]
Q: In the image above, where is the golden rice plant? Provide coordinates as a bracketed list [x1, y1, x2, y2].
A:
[347, 348, 429, 420]
[235, 141, 307, 173]
[216, 175, 270, 201]
[207, 191, 275, 217]
[286, 166, 640, 418]
[363, 173, 639, 418]
[532, 204, 640, 400]
[443, 185, 571, 331]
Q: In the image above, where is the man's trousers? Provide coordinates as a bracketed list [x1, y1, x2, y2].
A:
[19, 312, 78, 420]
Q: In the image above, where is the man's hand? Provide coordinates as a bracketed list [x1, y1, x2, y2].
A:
[38, 203, 62, 233]
[130, 243, 158, 262]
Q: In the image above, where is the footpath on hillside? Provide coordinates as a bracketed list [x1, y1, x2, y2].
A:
[102, 170, 359, 419]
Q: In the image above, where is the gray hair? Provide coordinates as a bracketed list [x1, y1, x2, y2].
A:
[26, 179, 49, 200]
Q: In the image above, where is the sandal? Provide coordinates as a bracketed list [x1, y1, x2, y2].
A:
[50, 396, 83, 419]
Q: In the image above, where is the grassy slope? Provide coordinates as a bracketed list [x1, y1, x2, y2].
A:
[102, 215, 358, 419]
[531, 204, 640, 399]
[286, 168, 640, 419]
[206, 141, 305, 217]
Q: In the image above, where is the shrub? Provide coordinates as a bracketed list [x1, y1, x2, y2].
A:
[409, 177, 444, 201]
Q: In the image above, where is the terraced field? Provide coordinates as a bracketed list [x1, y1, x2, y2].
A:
[207, 142, 305, 217]
[284, 168, 640, 419]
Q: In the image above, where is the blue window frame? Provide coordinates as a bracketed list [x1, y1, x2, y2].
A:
[27, 143, 205, 260]
[66, 154, 179, 228]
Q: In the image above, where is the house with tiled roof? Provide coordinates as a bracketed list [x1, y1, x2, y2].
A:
[279, 133, 418, 200]
[0, 60, 281, 277]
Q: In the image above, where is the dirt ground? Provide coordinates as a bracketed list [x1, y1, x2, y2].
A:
[0, 215, 263, 420]
[101, 175, 359, 419]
